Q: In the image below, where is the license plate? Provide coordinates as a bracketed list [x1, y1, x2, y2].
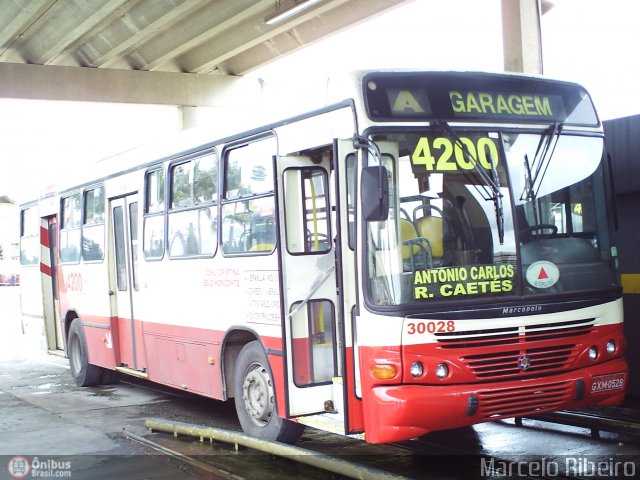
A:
[591, 373, 626, 394]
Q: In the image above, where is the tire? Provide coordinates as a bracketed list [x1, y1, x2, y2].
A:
[233, 341, 305, 444]
[67, 319, 102, 387]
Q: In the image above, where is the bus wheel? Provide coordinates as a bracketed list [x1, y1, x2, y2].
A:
[68, 319, 101, 387]
[233, 341, 305, 444]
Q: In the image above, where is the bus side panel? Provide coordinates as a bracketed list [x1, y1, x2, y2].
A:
[57, 261, 117, 370]
[83, 321, 116, 368]
[142, 322, 224, 398]
[263, 335, 286, 418]
[343, 344, 364, 432]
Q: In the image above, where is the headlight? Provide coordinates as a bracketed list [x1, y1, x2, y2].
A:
[435, 363, 449, 379]
[410, 362, 424, 378]
[606, 340, 616, 354]
[588, 346, 599, 361]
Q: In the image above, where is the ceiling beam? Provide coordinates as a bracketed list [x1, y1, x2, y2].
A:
[0, 62, 260, 107]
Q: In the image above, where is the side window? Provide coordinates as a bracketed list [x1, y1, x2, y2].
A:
[144, 167, 165, 259]
[168, 152, 218, 258]
[129, 201, 139, 290]
[82, 186, 105, 261]
[222, 138, 276, 255]
[19, 207, 39, 266]
[346, 153, 356, 250]
[60, 193, 81, 263]
[283, 167, 330, 254]
[290, 299, 337, 386]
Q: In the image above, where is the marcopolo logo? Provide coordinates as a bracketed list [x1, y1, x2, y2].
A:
[7, 456, 72, 478]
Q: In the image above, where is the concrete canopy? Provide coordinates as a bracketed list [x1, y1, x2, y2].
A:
[0, 0, 410, 106]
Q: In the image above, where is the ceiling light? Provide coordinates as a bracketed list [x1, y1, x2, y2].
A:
[265, 0, 323, 25]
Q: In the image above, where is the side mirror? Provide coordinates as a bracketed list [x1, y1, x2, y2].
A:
[361, 166, 389, 221]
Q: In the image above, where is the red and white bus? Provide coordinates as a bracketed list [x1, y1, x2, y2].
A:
[20, 71, 628, 444]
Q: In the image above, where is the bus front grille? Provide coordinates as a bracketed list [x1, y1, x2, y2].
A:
[434, 318, 594, 380]
[435, 318, 594, 349]
[476, 380, 573, 418]
[460, 344, 580, 379]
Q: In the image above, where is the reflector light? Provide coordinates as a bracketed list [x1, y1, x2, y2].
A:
[371, 364, 397, 380]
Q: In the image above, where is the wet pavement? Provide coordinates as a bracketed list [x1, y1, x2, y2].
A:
[2, 287, 640, 479]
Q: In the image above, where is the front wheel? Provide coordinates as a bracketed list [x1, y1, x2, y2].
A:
[68, 319, 102, 387]
[233, 341, 304, 444]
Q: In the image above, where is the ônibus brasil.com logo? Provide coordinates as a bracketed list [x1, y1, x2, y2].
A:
[7, 456, 72, 478]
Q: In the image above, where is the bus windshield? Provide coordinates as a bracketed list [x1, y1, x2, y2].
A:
[365, 129, 618, 306]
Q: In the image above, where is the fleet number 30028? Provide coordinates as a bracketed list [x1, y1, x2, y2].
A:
[406, 320, 456, 334]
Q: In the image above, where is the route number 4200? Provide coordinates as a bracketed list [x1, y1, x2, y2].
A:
[411, 136, 499, 172]
[406, 320, 456, 334]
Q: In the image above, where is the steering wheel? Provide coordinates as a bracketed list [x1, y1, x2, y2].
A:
[520, 224, 558, 240]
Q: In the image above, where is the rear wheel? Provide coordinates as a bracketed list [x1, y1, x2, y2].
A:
[233, 341, 304, 444]
[68, 319, 102, 387]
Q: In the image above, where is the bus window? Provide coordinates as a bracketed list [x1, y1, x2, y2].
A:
[20, 207, 39, 266]
[346, 153, 356, 251]
[113, 206, 127, 290]
[129, 201, 139, 291]
[144, 167, 165, 259]
[167, 153, 218, 258]
[171, 161, 194, 209]
[82, 186, 105, 262]
[283, 168, 330, 254]
[195, 154, 217, 203]
[291, 299, 337, 386]
[60, 193, 81, 264]
[146, 167, 165, 214]
[222, 139, 276, 255]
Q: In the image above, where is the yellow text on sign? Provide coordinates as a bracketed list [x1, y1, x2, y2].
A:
[411, 136, 499, 171]
[449, 91, 553, 117]
[413, 264, 515, 299]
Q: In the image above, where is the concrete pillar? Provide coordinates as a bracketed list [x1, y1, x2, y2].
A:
[501, 0, 544, 74]
[179, 105, 199, 130]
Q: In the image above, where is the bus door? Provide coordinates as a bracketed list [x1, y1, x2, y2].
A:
[109, 194, 145, 372]
[277, 154, 343, 417]
[44, 216, 64, 351]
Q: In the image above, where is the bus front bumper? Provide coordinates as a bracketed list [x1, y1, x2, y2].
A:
[363, 357, 628, 444]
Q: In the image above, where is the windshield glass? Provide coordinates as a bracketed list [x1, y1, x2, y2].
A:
[365, 130, 618, 306]
[508, 133, 618, 296]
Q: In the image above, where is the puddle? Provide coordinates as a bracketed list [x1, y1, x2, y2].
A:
[28, 382, 66, 395]
[88, 388, 124, 401]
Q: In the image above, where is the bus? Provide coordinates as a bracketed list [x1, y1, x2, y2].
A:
[20, 70, 627, 444]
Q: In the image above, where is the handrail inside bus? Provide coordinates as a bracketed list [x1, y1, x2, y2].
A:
[288, 264, 335, 319]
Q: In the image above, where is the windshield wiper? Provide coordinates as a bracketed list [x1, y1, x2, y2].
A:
[520, 122, 562, 226]
[520, 122, 562, 204]
[434, 120, 505, 244]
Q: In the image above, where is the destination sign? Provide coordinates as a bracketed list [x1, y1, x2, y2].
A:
[363, 72, 598, 125]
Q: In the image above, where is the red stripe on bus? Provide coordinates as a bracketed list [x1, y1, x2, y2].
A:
[40, 262, 52, 277]
[40, 226, 50, 248]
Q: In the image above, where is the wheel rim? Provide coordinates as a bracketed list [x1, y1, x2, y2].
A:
[242, 362, 275, 427]
[69, 334, 81, 375]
